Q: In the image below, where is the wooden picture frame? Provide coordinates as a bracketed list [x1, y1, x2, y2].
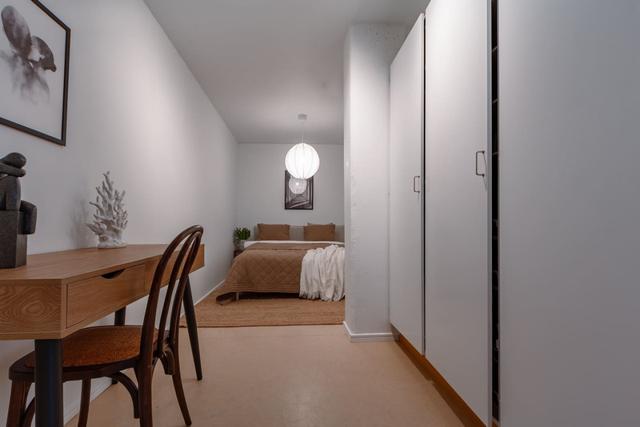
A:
[0, 0, 71, 146]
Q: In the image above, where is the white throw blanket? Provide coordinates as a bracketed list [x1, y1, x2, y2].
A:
[299, 245, 345, 301]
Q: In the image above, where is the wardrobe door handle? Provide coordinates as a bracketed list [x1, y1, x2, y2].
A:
[475, 150, 486, 177]
[413, 176, 421, 193]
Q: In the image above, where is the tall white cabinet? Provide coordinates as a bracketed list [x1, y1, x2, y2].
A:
[424, 0, 491, 423]
[390, 1, 640, 425]
[389, 15, 425, 354]
[499, 1, 640, 425]
[389, 2, 491, 423]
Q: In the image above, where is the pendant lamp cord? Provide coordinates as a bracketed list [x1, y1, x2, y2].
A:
[300, 117, 307, 177]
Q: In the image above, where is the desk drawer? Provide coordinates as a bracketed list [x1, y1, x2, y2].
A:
[67, 264, 147, 327]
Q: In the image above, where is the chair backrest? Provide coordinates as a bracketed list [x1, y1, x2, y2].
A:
[139, 225, 203, 365]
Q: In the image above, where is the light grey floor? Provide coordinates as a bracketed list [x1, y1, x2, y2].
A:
[67, 326, 462, 427]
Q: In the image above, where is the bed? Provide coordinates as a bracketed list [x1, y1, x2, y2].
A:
[217, 225, 345, 301]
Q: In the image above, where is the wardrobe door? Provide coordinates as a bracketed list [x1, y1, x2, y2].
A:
[389, 15, 425, 353]
[425, 0, 490, 423]
[500, 1, 640, 425]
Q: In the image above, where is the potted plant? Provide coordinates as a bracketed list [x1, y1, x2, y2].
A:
[233, 227, 251, 250]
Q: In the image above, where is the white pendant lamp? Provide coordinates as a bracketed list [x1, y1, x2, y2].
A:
[285, 114, 320, 179]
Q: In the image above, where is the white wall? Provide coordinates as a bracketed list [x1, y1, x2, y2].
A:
[500, 1, 640, 425]
[235, 143, 344, 229]
[0, 0, 236, 423]
[343, 24, 406, 338]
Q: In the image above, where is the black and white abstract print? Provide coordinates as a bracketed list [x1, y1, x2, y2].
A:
[0, 1, 69, 145]
[1, 5, 56, 102]
[285, 171, 314, 210]
[0, 6, 57, 103]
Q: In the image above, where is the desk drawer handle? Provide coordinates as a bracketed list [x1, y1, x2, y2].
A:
[101, 269, 125, 280]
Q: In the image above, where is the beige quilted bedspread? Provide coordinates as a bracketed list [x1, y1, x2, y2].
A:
[218, 243, 332, 296]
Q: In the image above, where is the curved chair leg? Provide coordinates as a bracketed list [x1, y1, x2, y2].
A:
[6, 380, 30, 427]
[22, 399, 35, 427]
[78, 379, 91, 427]
[170, 351, 192, 425]
[110, 372, 140, 419]
[136, 368, 154, 427]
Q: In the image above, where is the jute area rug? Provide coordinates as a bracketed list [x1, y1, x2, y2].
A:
[181, 290, 345, 328]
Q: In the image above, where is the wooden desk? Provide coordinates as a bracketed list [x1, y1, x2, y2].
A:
[0, 245, 205, 427]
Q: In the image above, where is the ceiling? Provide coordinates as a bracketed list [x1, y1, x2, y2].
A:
[144, 0, 428, 145]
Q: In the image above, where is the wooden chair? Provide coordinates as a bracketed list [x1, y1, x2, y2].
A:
[6, 225, 204, 427]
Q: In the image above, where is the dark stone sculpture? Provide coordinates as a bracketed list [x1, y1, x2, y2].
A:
[0, 153, 37, 268]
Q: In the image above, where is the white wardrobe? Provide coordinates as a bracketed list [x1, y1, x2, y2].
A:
[424, 0, 491, 423]
[390, 0, 491, 424]
[500, 1, 640, 426]
[389, 15, 425, 355]
[390, 0, 640, 426]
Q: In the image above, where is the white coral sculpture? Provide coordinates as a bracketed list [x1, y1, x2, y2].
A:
[87, 172, 128, 248]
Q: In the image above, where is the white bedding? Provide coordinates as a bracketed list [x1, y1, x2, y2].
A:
[299, 245, 345, 301]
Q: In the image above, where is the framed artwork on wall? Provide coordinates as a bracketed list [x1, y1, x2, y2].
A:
[0, 0, 70, 146]
[285, 170, 313, 210]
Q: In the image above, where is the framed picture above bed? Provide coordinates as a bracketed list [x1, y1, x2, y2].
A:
[285, 170, 313, 210]
[0, 1, 70, 146]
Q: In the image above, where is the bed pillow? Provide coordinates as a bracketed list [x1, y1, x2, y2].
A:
[304, 223, 336, 241]
[257, 224, 290, 240]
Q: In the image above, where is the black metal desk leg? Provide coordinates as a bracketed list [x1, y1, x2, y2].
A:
[112, 307, 127, 384]
[183, 278, 203, 380]
[35, 339, 63, 427]
[114, 307, 126, 326]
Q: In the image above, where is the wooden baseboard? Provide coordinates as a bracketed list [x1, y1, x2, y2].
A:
[396, 334, 486, 427]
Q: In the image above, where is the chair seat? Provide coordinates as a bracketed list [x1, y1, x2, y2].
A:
[21, 326, 156, 370]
